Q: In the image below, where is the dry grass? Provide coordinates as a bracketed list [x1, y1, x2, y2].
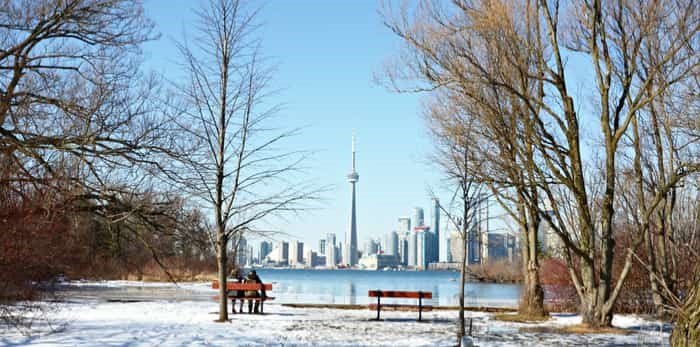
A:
[493, 313, 550, 323]
[519, 324, 632, 335]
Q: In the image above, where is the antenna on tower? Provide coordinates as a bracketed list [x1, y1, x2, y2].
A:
[351, 131, 356, 171]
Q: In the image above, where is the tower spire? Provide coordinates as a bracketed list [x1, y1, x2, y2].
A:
[351, 131, 356, 171]
[345, 132, 359, 266]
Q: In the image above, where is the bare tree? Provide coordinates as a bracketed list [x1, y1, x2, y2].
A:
[170, 0, 319, 322]
[381, 0, 699, 330]
[425, 96, 487, 346]
[0, 0, 182, 329]
[381, 0, 547, 321]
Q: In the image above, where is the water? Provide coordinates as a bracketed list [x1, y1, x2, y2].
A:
[59, 269, 521, 307]
[255, 269, 520, 307]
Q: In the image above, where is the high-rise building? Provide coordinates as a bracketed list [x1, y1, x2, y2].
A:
[345, 134, 359, 267]
[289, 241, 304, 266]
[277, 240, 289, 265]
[364, 239, 379, 256]
[397, 217, 411, 233]
[326, 244, 336, 268]
[408, 231, 417, 267]
[319, 239, 327, 255]
[305, 249, 321, 267]
[431, 198, 441, 261]
[416, 230, 426, 269]
[384, 231, 398, 256]
[236, 236, 248, 266]
[412, 207, 424, 228]
[398, 232, 409, 265]
[413, 226, 435, 269]
[259, 241, 272, 262]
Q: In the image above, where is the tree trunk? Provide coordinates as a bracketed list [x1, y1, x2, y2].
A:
[457, 228, 468, 346]
[518, 205, 546, 318]
[216, 235, 228, 322]
[578, 259, 614, 328]
[670, 275, 700, 347]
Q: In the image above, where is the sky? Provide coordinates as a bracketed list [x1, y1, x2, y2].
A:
[142, 1, 446, 251]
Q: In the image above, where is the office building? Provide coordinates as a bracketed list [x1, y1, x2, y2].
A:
[326, 245, 336, 268]
[383, 231, 398, 256]
[408, 230, 417, 267]
[364, 239, 379, 256]
[397, 217, 411, 233]
[412, 207, 424, 228]
[289, 240, 304, 266]
[398, 232, 409, 265]
[259, 241, 272, 262]
[431, 198, 441, 261]
[319, 239, 326, 255]
[277, 240, 289, 265]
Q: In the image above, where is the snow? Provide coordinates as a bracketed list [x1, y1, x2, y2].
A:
[1, 282, 671, 346]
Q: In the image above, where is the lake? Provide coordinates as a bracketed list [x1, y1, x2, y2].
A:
[60, 269, 521, 307]
[255, 269, 520, 307]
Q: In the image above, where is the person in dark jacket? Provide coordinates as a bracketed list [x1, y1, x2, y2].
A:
[228, 267, 244, 313]
[247, 270, 266, 300]
[244, 272, 261, 314]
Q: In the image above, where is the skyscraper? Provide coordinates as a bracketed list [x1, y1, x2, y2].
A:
[259, 241, 272, 262]
[412, 207, 424, 228]
[397, 217, 411, 233]
[277, 241, 289, 265]
[384, 231, 398, 256]
[408, 231, 417, 267]
[319, 239, 326, 255]
[431, 198, 441, 261]
[289, 240, 304, 266]
[345, 134, 359, 266]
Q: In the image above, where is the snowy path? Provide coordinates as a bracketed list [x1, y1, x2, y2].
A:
[2, 300, 669, 346]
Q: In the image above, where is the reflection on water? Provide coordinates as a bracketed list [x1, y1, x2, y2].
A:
[60, 269, 520, 307]
[348, 282, 356, 305]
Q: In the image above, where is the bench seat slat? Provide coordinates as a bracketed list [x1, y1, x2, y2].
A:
[213, 296, 275, 301]
[211, 280, 272, 291]
[368, 304, 433, 311]
[368, 290, 432, 299]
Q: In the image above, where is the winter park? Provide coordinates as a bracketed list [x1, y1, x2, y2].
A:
[1, 0, 699, 346]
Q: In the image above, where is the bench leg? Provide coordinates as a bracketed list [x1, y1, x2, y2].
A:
[418, 295, 422, 322]
[376, 295, 381, 321]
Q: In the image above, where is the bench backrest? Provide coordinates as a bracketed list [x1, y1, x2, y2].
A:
[212, 280, 272, 291]
[368, 290, 432, 299]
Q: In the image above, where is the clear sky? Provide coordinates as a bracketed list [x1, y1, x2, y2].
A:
[142, 1, 445, 250]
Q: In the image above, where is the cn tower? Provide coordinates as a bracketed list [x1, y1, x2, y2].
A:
[345, 133, 359, 266]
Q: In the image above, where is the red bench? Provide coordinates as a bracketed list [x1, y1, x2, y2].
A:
[212, 280, 274, 313]
[368, 290, 433, 321]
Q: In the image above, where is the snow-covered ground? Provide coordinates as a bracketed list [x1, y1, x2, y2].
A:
[1, 281, 671, 346]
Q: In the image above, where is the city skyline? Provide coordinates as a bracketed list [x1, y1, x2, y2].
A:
[142, 1, 444, 248]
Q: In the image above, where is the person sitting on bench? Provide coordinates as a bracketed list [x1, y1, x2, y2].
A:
[247, 270, 266, 300]
[244, 271, 262, 313]
[228, 267, 245, 314]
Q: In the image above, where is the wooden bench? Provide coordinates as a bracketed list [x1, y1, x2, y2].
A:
[368, 290, 433, 321]
[212, 280, 274, 313]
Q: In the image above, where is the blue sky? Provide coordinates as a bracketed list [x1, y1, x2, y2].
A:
[142, 1, 444, 250]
